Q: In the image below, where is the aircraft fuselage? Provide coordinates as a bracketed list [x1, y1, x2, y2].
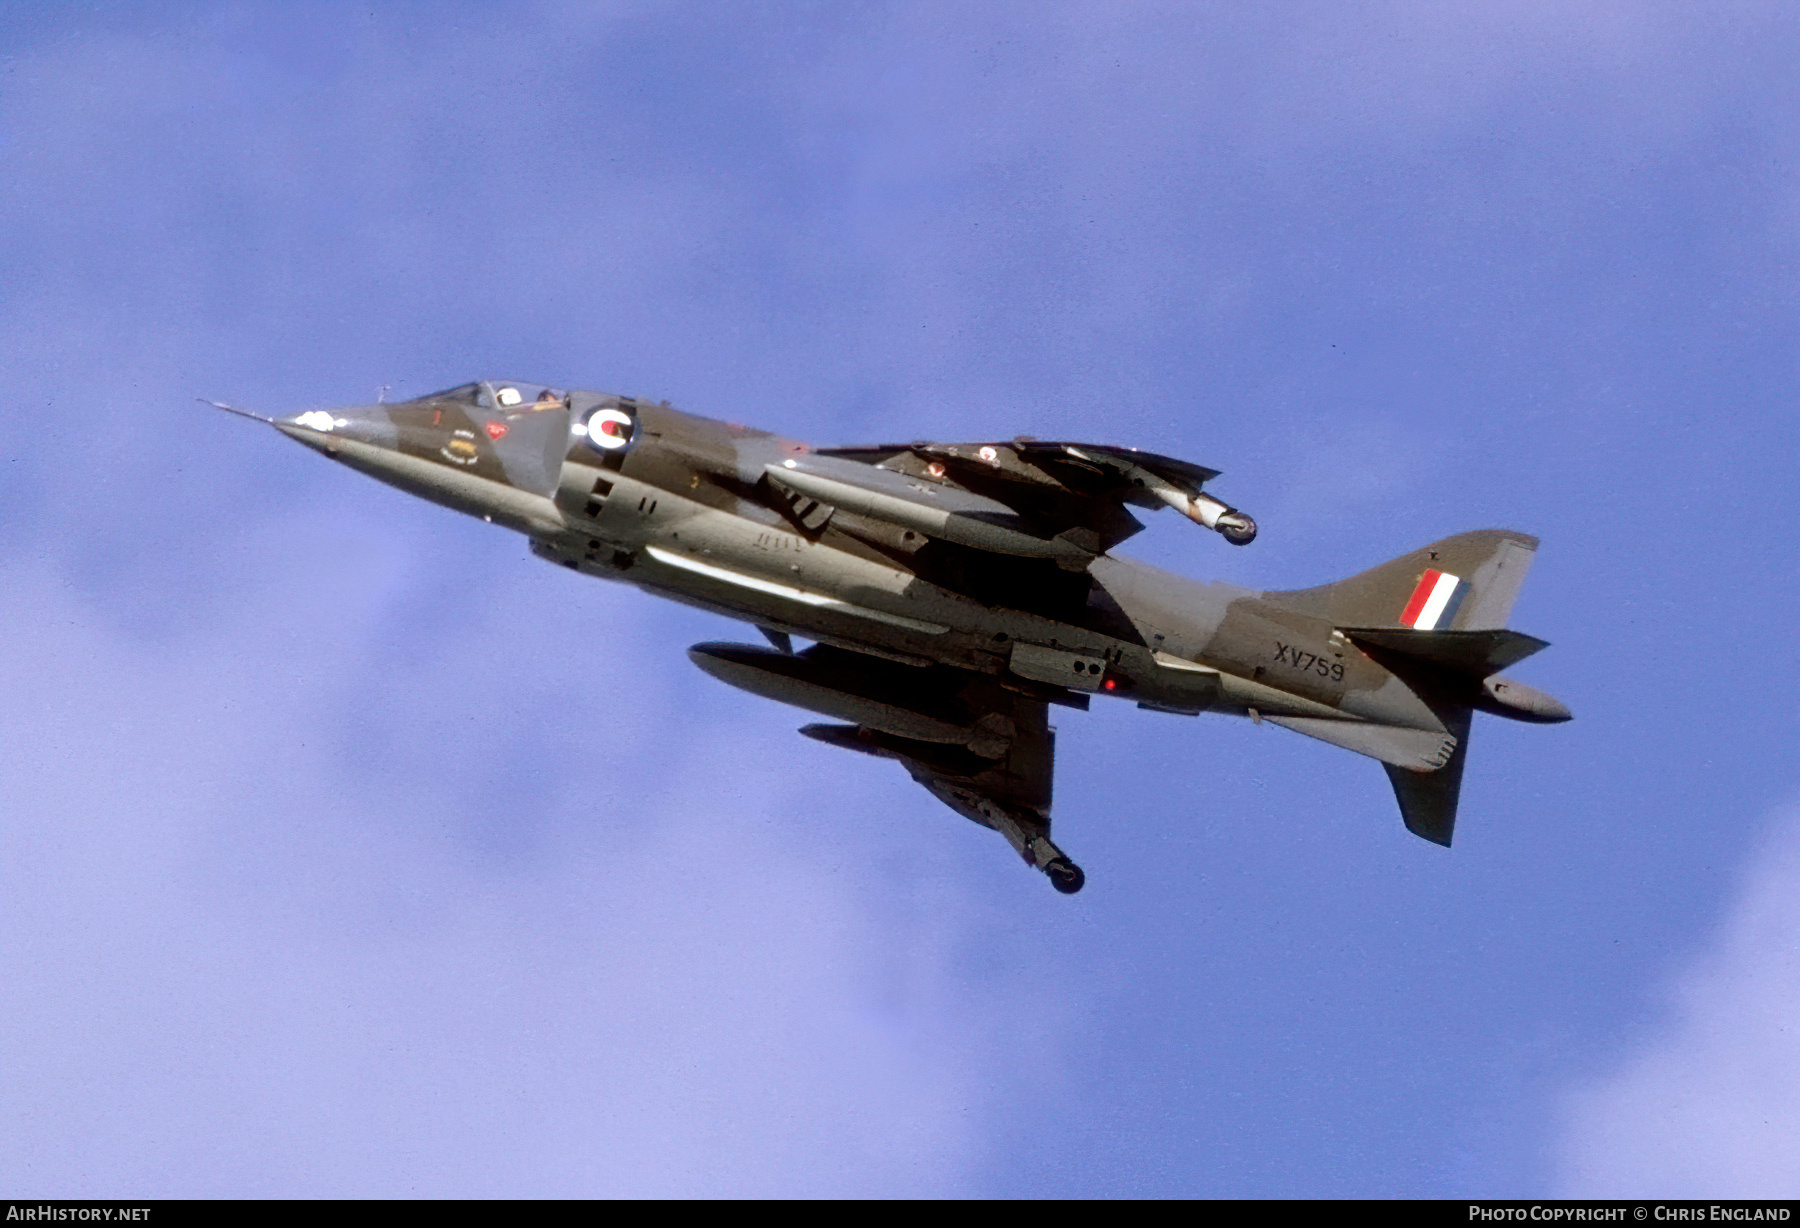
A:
[280, 389, 1422, 732]
[246, 378, 1565, 891]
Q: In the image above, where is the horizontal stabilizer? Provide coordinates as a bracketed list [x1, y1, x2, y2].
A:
[1265, 716, 1457, 771]
[1342, 627, 1550, 677]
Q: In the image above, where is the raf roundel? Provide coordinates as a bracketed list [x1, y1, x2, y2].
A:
[584, 406, 635, 452]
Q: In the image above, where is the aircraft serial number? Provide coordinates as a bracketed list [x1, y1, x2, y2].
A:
[1273, 642, 1344, 682]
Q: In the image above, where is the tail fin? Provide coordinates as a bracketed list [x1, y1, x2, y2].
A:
[1268, 530, 1538, 631]
[1269, 531, 1545, 849]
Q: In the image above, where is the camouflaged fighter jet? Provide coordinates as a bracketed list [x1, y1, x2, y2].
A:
[218, 379, 1570, 894]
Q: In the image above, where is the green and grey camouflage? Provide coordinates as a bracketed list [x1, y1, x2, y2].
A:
[223, 379, 1570, 894]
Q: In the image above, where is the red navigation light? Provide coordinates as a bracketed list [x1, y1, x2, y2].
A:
[1102, 678, 1117, 691]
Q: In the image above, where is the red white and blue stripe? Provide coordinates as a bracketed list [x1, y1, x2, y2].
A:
[1399, 568, 1469, 631]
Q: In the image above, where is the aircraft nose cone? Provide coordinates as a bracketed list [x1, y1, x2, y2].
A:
[274, 409, 346, 450]
[274, 405, 393, 453]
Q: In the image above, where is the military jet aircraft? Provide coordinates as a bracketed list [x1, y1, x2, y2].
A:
[218, 379, 1569, 894]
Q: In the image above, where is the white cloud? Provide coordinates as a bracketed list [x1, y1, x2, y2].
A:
[0, 13, 1116, 1195]
[6, 0, 1794, 1199]
[0, 536, 1065, 1197]
[1557, 800, 1800, 1198]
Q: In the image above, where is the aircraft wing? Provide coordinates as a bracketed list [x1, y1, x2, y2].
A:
[792, 438, 1253, 560]
[799, 686, 1077, 882]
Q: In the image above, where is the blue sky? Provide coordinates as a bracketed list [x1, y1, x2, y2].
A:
[2, 1, 1796, 1198]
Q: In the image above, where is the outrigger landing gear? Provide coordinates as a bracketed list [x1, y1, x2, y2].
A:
[986, 808, 1086, 895]
[1045, 856, 1086, 895]
[1217, 512, 1257, 545]
[796, 718, 1086, 895]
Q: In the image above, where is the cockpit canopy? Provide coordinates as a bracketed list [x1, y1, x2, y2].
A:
[411, 381, 569, 411]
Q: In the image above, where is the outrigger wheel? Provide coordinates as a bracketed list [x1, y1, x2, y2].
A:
[1218, 512, 1258, 546]
[1046, 857, 1086, 895]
